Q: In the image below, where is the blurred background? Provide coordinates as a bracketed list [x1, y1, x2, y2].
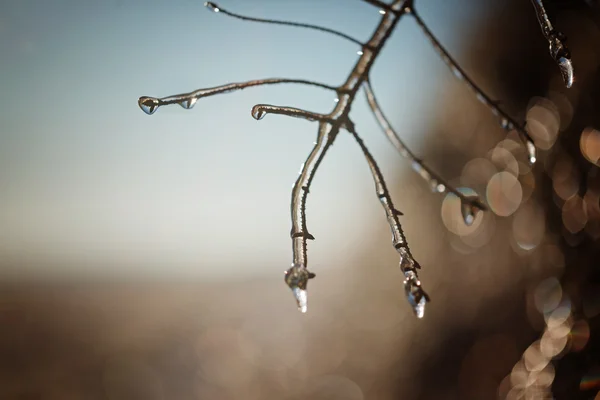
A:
[1, 0, 600, 398]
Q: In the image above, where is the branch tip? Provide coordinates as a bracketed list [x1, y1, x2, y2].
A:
[207, 2, 363, 46]
[204, 2, 220, 12]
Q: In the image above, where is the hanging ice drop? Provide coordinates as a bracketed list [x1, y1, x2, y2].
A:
[557, 57, 574, 89]
[251, 106, 266, 120]
[403, 270, 429, 319]
[526, 140, 537, 164]
[178, 98, 198, 110]
[460, 198, 480, 226]
[138, 97, 160, 115]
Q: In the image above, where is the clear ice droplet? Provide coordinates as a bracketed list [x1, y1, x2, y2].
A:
[526, 140, 537, 164]
[252, 106, 266, 120]
[460, 199, 479, 226]
[412, 296, 426, 319]
[178, 98, 197, 110]
[429, 179, 444, 193]
[138, 97, 160, 115]
[558, 57, 574, 89]
[403, 270, 429, 319]
[284, 264, 315, 313]
[204, 2, 220, 12]
[292, 287, 307, 313]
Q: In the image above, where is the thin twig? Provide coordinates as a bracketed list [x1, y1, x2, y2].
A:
[408, 8, 538, 164]
[138, 78, 337, 115]
[363, 80, 487, 213]
[204, 2, 364, 47]
[284, 0, 427, 312]
[345, 120, 429, 318]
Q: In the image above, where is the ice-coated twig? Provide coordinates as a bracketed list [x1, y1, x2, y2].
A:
[251, 104, 331, 122]
[408, 8, 538, 165]
[290, 123, 336, 264]
[529, 0, 574, 88]
[280, 0, 411, 313]
[204, 2, 364, 47]
[138, 78, 337, 115]
[363, 79, 487, 222]
[345, 120, 429, 318]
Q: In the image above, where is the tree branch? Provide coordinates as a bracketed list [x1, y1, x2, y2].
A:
[204, 2, 364, 46]
[363, 80, 487, 225]
[139, 0, 572, 315]
[408, 8, 538, 164]
[345, 120, 429, 318]
[279, 0, 411, 312]
[138, 78, 337, 115]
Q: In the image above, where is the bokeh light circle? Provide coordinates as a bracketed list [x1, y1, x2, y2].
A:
[486, 171, 523, 217]
[512, 201, 545, 251]
[580, 127, 600, 165]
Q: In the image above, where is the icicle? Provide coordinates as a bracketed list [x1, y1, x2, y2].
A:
[284, 264, 315, 313]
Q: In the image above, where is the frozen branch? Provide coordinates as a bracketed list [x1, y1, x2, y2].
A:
[204, 2, 364, 47]
[281, 0, 411, 313]
[345, 120, 429, 318]
[138, 0, 575, 316]
[529, 0, 574, 88]
[408, 7, 538, 164]
[138, 78, 337, 115]
[363, 80, 487, 225]
[285, 122, 337, 312]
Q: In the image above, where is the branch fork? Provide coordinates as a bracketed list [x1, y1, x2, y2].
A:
[138, 0, 574, 317]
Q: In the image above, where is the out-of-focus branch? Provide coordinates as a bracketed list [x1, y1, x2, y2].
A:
[363, 80, 487, 225]
[408, 7, 538, 164]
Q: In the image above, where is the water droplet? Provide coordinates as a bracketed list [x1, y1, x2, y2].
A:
[334, 98, 339, 103]
[178, 97, 197, 110]
[379, 9, 386, 15]
[356, 50, 363, 56]
[500, 118, 509, 130]
[204, 2, 220, 12]
[251, 106, 266, 120]
[429, 179, 444, 193]
[403, 270, 428, 319]
[138, 97, 160, 115]
[284, 264, 315, 313]
[460, 198, 480, 226]
[557, 57, 574, 89]
[526, 140, 537, 164]
[451, 66, 462, 79]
